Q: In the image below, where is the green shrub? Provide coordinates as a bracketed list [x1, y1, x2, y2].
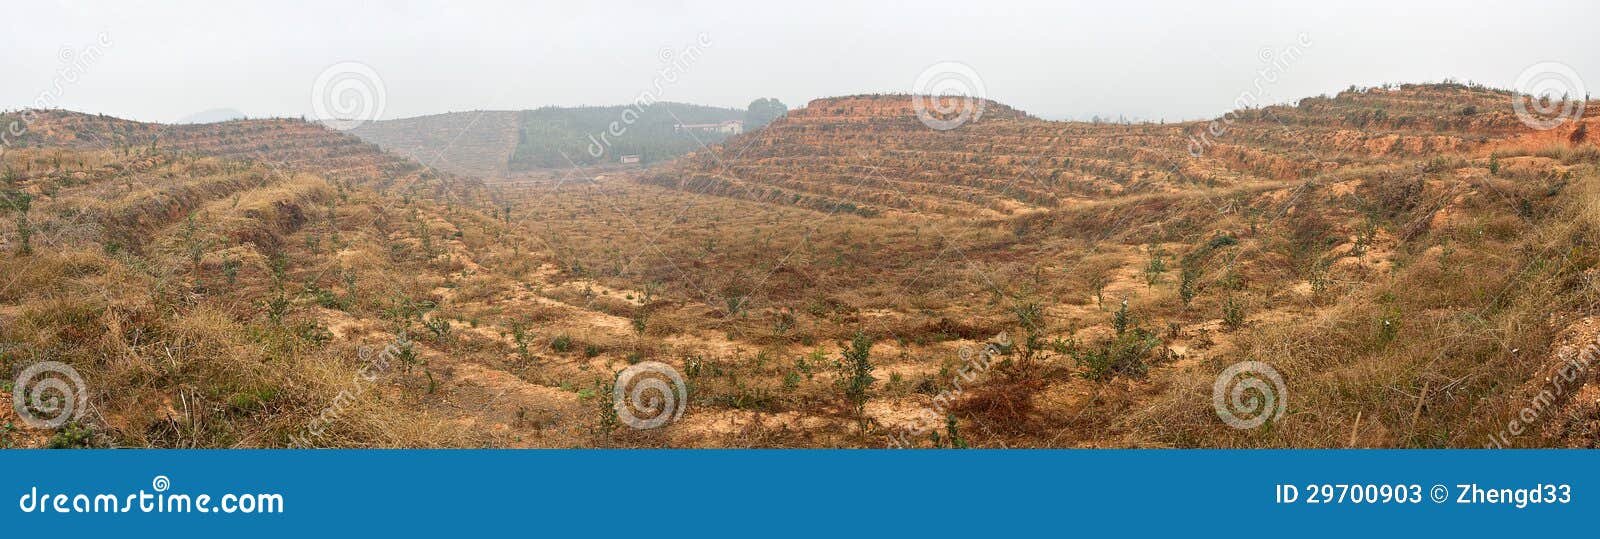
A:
[1179, 266, 1199, 307]
[1144, 246, 1168, 285]
[837, 332, 876, 436]
[1073, 303, 1163, 381]
[1073, 328, 1160, 382]
[47, 422, 94, 449]
[1222, 295, 1247, 330]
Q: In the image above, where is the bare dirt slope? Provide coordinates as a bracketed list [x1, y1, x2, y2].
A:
[4, 83, 1600, 449]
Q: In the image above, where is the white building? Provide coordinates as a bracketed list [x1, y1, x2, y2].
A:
[675, 120, 743, 135]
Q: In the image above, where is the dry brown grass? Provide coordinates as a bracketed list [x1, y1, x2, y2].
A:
[5, 88, 1599, 448]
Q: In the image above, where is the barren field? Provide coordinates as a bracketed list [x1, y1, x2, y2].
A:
[5, 83, 1600, 448]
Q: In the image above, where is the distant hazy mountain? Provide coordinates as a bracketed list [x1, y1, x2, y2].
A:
[348, 103, 745, 178]
[349, 111, 522, 179]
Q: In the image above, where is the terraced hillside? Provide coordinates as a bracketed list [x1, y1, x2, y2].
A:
[5, 82, 1600, 449]
[651, 85, 1529, 218]
[602, 83, 1600, 448]
[7, 110, 492, 200]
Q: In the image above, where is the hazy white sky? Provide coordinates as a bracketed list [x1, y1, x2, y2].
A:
[3, 0, 1595, 123]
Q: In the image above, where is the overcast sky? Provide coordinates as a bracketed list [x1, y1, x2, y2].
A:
[3, 0, 1596, 123]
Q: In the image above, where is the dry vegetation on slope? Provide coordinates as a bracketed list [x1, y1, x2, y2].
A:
[5, 82, 1600, 449]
